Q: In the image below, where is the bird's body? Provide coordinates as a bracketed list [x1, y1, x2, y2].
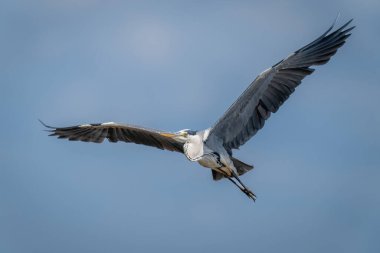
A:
[42, 19, 354, 202]
[183, 129, 235, 176]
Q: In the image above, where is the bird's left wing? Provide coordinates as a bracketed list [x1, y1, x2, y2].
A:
[206, 19, 354, 153]
[40, 121, 184, 153]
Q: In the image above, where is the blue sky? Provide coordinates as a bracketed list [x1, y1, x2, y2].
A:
[1, 0, 379, 252]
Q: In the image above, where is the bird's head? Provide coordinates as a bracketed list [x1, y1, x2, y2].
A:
[176, 129, 196, 138]
[160, 129, 196, 141]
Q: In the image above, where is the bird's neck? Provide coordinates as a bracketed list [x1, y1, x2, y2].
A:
[184, 135, 204, 161]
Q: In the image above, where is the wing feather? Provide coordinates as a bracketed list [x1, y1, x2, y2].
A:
[207, 19, 354, 152]
[41, 121, 184, 153]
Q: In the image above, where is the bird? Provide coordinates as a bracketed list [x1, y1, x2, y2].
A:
[41, 19, 354, 202]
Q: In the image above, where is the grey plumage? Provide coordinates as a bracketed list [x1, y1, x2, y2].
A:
[207, 19, 354, 154]
[42, 19, 354, 202]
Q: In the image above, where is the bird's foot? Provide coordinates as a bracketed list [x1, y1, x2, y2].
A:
[243, 188, 256, 202]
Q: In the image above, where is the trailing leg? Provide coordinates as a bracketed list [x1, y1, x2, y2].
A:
[231, 172, 256, 201]
[227, 176, 256, 202]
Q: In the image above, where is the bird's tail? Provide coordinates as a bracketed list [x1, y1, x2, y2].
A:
[231, 157, 254, 176]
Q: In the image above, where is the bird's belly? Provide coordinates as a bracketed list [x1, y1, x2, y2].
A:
[197, 153, 222, 169]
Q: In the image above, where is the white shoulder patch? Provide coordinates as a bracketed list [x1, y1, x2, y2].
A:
[203, 128, 211, 141]
[79, 124, 91, 127]
[101, 122, 116, 126]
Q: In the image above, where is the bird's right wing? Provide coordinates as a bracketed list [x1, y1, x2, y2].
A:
[40, 121, 185, 153]
[206, 19, 354, 153]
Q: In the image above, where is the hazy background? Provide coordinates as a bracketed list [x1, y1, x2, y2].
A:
[1, 0, 379, 252]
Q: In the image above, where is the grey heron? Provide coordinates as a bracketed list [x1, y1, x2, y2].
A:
[41, 19, 354, 202]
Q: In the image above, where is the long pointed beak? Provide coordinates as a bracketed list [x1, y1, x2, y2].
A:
[160, 132, 177, 138]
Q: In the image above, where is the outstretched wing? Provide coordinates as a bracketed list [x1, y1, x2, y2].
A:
[207, 19, 354, 153]
[41, 120, 184, 153]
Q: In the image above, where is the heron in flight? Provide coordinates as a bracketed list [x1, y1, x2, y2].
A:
[42, 19, 354, 201]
